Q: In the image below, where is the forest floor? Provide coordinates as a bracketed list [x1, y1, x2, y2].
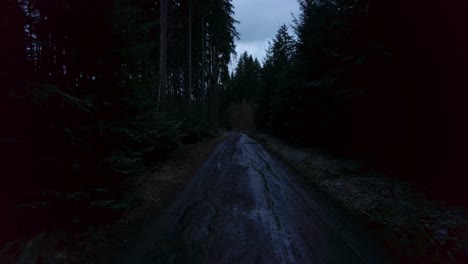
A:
[4, 132, 467, 263]
[0, 133, 226, 264]
[256, 134, 468, 263]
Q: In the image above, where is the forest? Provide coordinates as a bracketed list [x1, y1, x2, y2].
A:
[228, 0, 467, 203]
[1, 0, 467, 262]
[1, 0, 238, 247]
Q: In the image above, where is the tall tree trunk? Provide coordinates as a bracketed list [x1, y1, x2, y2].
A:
[209, 43, 213, 125]
[186, 0, 192, 107]
[212, 45, 219, 128]
[201, 11, 206, 120]
[158, 0, 168, 111]
[144, 6, 150, 80]
[209, 43, 219, 127]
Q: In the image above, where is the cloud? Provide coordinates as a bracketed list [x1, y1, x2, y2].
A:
[234, 0, 299, 42]
[235, 39, 271, 62]
[230, 0, 299, 71]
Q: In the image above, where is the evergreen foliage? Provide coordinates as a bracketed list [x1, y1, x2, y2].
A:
[0, 0, 238, 244]
[227, 0, 467, 203]
[229, 52, 261, 103]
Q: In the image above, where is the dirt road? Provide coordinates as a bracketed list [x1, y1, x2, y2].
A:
[118, 133, 387, 263]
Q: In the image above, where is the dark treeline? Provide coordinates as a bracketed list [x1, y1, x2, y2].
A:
[228, 0, 467, 203]
[0, 0, 237, 244]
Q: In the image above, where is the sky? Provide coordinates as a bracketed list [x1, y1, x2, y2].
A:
[230, 0, 300, 71]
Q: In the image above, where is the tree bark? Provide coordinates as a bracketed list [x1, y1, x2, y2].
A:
[212, 45, 219, 128]
[201, 11, 206, 119]
[157, 0, 168, 111]
[186, 0, 192, 107]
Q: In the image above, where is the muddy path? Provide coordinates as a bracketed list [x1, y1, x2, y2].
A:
[117, 133, 388, 264]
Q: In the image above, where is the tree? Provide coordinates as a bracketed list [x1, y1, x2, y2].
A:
[158, 0, 168, 110]
[256, 25, 295, 132]
[186, 0, 193, 106]
[229, 52, 262, 103]
[252, 0, 468, 202]
[0, 0, 240, 249]
[201, 0, 238, 127]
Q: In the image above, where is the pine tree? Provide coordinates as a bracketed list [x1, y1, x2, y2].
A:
[256, 25, 295, 133]
[230, 52, 262, 103]
[0, 0, 240, 245]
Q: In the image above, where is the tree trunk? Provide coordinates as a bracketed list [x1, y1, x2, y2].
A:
[186, 0, 192, 107]
[212, 45, 219, 128]
[157, 0, 168, 111]
[208, 43, 213, 125]
[144, 8, 149, 80]
[201, 11, 206, 120]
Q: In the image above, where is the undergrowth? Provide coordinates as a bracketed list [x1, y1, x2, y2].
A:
[259, 134, 468, 263]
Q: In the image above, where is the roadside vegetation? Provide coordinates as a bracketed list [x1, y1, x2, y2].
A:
[225, 0, 467, 262]
[1, 0, 236, 262]
[228, 0, 466, 206]
[1, 134, 224, 263]
[2, 0, 466, 262]
[258, 134, 468, 263]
